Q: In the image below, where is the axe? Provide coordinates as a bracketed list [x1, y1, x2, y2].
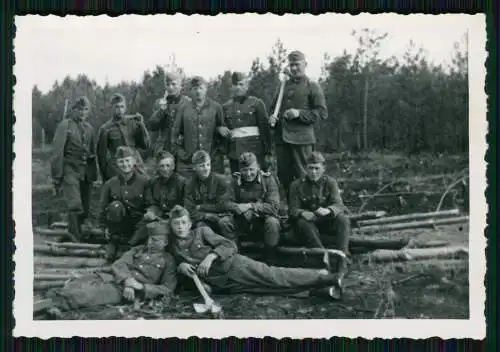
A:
[191, 273, 222, 314]
[270, 68, 289, 128]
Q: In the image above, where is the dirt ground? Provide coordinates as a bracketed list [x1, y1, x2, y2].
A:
[31, 151, 470, 320]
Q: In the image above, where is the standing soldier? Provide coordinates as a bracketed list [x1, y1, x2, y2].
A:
[269, 50, 328, 199]
[226, 152, 281, 263]
[50, 96, 98, 242]
[171, 76, 229, 178]
[96, 93, 150, 182]
[148, 72, 191, 156]
[222, 72, 273, 174]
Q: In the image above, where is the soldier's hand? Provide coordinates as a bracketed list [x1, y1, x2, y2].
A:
[123, 286, 135, 301]
[236, 203, 252, 214]
[197, 253, 217, 279]
[52, 183, 61, 196]
[143, 210, 157, 221]
[134, 113, 145, 124]
[269, 114, 279, 127]
[104, 228, 111, 240]
[178, 262, 196, 278]
[284, 108, 300, 120]
[242, 210, 253, 222]
[218, 126, 232, 138]
[301, 211, 316, 221]
[92, 180, 102, 188]
[315, 207, 332, 217]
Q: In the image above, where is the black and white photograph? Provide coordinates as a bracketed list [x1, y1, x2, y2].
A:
[13, 13, 486, 338]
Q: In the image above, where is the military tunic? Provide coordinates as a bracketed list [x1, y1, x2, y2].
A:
[145, 173, 186, 219]
[47, 244, 177, 311]
[184, 172, 235, 240]
[50, 116, 98, 240]
[96, 116, 151, 181]
[170, 226, 340, 295]
[226, 171, 281, 247]
[288, 175, 350, 253]
[222, 95, 272, 173]
[271, 76, 327, 194]
[148, 95, 191, 156]
[171, 98, 226, 177]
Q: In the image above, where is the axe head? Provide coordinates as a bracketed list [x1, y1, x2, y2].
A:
[193, 301, 222, 314]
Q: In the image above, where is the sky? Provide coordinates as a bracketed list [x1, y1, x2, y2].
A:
[15, 13, 473, 93]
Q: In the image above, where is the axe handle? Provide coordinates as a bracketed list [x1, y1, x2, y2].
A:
[192, 274, 213, 304]
[271, 77, 287, 127]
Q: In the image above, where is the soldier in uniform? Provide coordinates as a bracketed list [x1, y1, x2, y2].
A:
[45, 229, 177, 319]
[50, 96, 98, 242]
[170, 76, 228, 178]
[96, 93, 150, 182]
[184, 150, 235, 241]
[226, 152, 281, 263]
[222, 72, 273, 173]
[99, 146, 150, 262]
[169, 205, 343, 300]
[269, 50, 328, 199]
[288, 151, 350, 291]
[148, 72, 191, 156]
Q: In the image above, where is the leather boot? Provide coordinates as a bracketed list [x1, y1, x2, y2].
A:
[66, 211, 82, 242]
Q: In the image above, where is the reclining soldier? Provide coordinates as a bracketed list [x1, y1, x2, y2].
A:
[225, 152, 281, 263]
[169, 205, 343, 300]
[99, 146, 150, 262]
[184, 150, 235, 241]
[288, 151, 351, 283]
[45, 229, 177, 319]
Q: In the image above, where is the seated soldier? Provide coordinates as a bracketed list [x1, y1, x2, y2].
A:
[99, 146, 150, 262]
[288, 151, 351, 281]
[44, 228, 177, 319]
[226, 152, 281, 263]
[168, 205, 343, 300]
[184, 150, 235, 241]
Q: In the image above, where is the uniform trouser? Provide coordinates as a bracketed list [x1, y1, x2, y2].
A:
[105, 214, 148, 262]
[234, 215, 281, 247]
[195, 215, 236, 242]
[276, 143, 313, 198]
[207, 254, 339, 295]
[294, 214, 351, 254]
[62, 175, 92, 241]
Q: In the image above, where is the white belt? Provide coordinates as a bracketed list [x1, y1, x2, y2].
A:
[231, 126, 260, 138]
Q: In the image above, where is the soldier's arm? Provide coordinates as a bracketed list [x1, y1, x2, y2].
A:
[184, 179, 204, 221]
[142, 253, 178, 301]
[111, 247, 139, 284]
[255, 99, 273, 155]
[326, 178, 349, 215]
[144, 179, 162, 218]
[288, 180, 307, 218]
[96, 125, 109, 180]
[88, 125, 97, 158]
[98, 180, 112, 228]
[252, 174, 280, 216]
[201, 226, 238, 260]
[297, 82, 328, 124]
[147, 109, 165, 131]
[223, 176, 241, 214]
[215, 103, 226, 133]
[134, 119, 151, 150]
[49, 120, 69, 184]
[177, 176, 187, 207]
[198, 176, 231, 213]
[170, 106, 185, 157]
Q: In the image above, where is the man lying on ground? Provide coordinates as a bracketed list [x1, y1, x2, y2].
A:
[45, 228, 177, 319]
[168, 205, 344, 300]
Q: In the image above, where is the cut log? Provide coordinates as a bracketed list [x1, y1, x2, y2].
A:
[34, 256, 107, 268]
[358, 209, 460, 227]
[240, 242, 345, 258]
[356, 216, 469, 235]
[34, 280, 67, 290]
[34, 244, 106, 258]
[34, 273, 74, 281]
[349, 238, 409, 250]
[348, 211, 387, 222]
[45, 241, 104, 250]
[34, 298, 54, 313]
[34, 266, 112, 275]
[392, 259, 469, 273]
[32, 184, 55, 192]
[363, 246, 468, 263]
[358, 191, 437, 199]
[406, 240, 450, 249]
[34, 227, 105, 238]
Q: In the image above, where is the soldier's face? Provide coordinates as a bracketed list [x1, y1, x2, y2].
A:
[191, 84, 207, 101]
[170, 215, 192, 238]
[113, 102, 127, 117]
[231, 80, 249, 97]
[241, 163, 259, 182]
[194, 161, 211, 179]
[76, 106, 90, 120]
[165, 79, 182, 96]
[117, 156, 136, 174]
[157, 157, 175, 178]
[288, 60, 307, 78]
[307, 163, 325, 181]
[147, 235, 167, 251]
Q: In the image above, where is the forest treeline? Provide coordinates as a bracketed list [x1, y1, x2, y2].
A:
[32, 29, 468, 154]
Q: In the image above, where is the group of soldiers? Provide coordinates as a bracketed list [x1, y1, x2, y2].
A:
[46, 50, 352, 317]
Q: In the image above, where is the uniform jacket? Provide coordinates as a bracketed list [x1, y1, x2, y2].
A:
[222, 95, 272, 160]
[226, 171, 280, 217]
[148, 95, 191, 154]
[50, 117, 98, 184]
[184, 172, 232, 222]
[145, 173, 186, 218]
[271, 76, 327, 145]
[111, 244, 178, 300]
[96, 116, 151, 180]
[288, 175, 348, 219]
[170, 98, 226, 162]
[99, 171, 150, 227]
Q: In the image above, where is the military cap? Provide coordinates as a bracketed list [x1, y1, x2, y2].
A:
[165, 71, 181, 83]
[73, 96, 91, 110]
[110, 93, 126, 105]
[239, 152, 259, 168]
[288, 50, 306, 62]
[155, 150, 175, 163]
[192, 150, 211, 164]
[115, 146, 136, 159]
[231, 72, 247, 85]
[190, 76, 207, 87]
[169, 205, 190, 220]
[306, 151, 326, 164]
[106, 201, 126, 224]
[146, 220, 170, 239]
